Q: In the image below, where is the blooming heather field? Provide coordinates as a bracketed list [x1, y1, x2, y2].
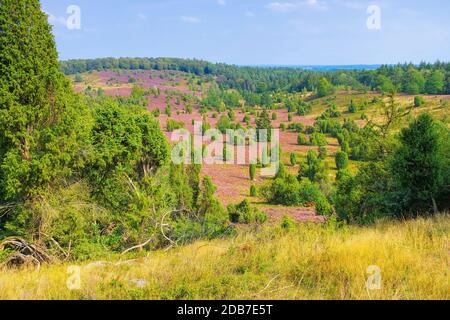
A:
[70, 70, 450, 221]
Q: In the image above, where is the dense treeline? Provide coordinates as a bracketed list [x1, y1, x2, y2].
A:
[60, 57, 450, 95]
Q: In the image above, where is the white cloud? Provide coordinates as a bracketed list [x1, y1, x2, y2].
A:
[217, 0, 226, 6]
[266, 0, 328, 12]
[266, 2, 296, 12]
[245, 11, 255, 17]
[181, 16, 201, 24]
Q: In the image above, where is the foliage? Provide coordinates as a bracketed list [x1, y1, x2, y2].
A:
[227, 199, 267, 224]
[391, 114, 448, 213]
[297, 133, 308, 145]
[0, 0, 90, 203]
[167, 119, 185, 132]
[250, 185, 257, 197]
[261, 173, 332, 215]
[335, 151, 349, 170]
[317, 78, 335, 97]
[414, 96, 425, 108]
[249, 164, 256, 181]
[290, 153, 297, 166]
[309, 133, 328, 147]
[298, 150, 329, 184]
[256, 110, 273, 142]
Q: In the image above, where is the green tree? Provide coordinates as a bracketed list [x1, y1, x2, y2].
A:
[249, 164, 256, 181]
[217, 115, 231, 133]
[153, 108, 161, 117]
[290, 153, 297, 166]
[404, 69, 425, 94]
[87, 98, 170, 209]
[256, 110, 273, 142]
[0, 0, 89, 202]
[165, 104, 172, 116]
[297, 133, 308, 145]
[425, 70, 445, 94]
[74, 73, 84, 83]
[376, 75, 395, 94]
[318, 146, 328, 160]
[309, 133, 328, 147]
[197, 176, 225, 219]
[298, 150, 328, 183]
[250, 185, 257, 197]
[414, 96, 425, 108]
[341, 140, 350, 154]
[392, 113, 447, 213]
[317, 78, 335, 97]
[335, 151, 349, 170]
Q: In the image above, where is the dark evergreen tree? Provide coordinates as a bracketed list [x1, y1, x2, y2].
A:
[0, 0, 89, 202]
[392, 114, 447, 213]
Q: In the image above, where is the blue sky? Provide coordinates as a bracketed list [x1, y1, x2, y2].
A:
[42, 0, 450, 65]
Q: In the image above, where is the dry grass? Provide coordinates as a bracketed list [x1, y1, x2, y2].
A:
[0, 214, 448, 300]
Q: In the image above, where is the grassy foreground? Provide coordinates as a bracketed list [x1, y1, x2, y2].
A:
[0, 214, 448, 300]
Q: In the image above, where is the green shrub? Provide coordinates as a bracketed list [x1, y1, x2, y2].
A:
[335, 151, 349, 170]
[250, 185, 257, 197]
[280, 215, 295, 230]
[309, 133, 328, 147]
[414, 96, 425, 108]
[167, 119, 185, 132]
[318, 147, 328, 160]
[297, 133, 308, 145]
[290, 153, 297, 166]
[153, 108, 161, 117]
[288, 114, 293, 122]
[165, 104, 172, 116]
[227, 199, 267, 224]
[298, 150, 329, 183]
[249, 164, 256, 181]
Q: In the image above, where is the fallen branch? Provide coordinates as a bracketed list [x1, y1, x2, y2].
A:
[0, 237, 55, 269]
[121, 237, 155, 255]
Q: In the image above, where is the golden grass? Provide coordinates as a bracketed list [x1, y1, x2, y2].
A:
[0, 214, 448, 300]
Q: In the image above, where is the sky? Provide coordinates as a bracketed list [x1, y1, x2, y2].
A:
[41, 0, 450, 66]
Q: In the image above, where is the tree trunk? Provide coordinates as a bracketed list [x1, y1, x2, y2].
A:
[431, 196, 438, 215]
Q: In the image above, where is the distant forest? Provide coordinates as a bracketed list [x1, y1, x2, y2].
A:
[60, 58, 450, 95]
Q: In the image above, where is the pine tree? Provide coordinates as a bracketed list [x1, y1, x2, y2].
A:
[290, 153, 297, 166]
[425, 70, 445, 94]
[256, 110, 272, 142]
[392, 113, 446, 213]
[335, 151, 349, 170]
[249, 164, 256, 181]
[0, 0, 89, 202]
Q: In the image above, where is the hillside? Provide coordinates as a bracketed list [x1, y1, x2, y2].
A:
[69, 69, 450, 219]
[1, 214, 448, 300]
